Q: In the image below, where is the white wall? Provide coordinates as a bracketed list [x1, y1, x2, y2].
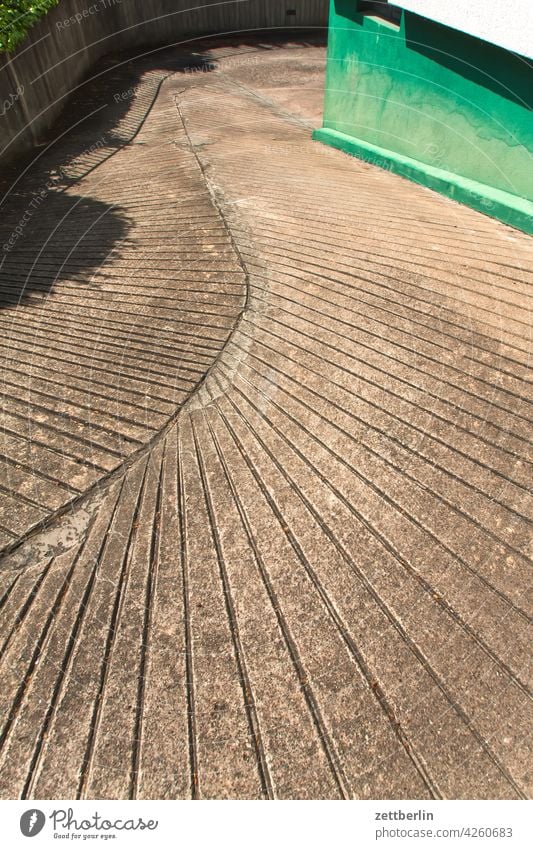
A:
[398, 0, 533, 59]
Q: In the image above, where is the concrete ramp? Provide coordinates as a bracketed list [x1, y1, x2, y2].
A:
[0, 43, 531, 800]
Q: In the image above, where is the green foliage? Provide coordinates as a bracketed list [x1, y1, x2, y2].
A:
[0, 1, 59, 53]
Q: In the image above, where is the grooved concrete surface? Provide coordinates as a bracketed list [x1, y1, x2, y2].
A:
[0, 42, 532, 800]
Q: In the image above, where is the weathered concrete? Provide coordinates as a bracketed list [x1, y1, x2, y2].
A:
[0, 0, 328, 163]
[0, 45, 255, 551]
[0, 43, 531, 800]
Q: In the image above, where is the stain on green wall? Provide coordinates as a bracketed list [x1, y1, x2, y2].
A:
[314, 0, 533, 231]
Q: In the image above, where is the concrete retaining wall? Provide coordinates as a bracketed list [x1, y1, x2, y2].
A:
[0, 0, 328, 163]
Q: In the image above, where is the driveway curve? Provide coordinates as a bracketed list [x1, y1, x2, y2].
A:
[0, 41, 531, 800]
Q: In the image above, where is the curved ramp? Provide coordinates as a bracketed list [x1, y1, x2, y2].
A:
[0, 44, 531, 800]
[0, 59, 247, 551]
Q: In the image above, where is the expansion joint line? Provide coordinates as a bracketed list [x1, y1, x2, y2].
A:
[174, 91, 252, 330]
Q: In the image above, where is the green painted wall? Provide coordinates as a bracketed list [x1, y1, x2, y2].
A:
[314, 0, 533, 232]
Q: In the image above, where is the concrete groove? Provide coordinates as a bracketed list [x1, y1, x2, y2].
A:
[219, 362, 532, 619]
[245, 262, 533, 411]
[209, 386, 531, 794]
[175, 427, 199, 800]
[232, 208, 532, 299]
[77, 457, 151, 800]
[210, 393, 525, 798]
[227, 331, 533, 520]
[129, 446, 165, 801]
[242, 304, 533, 456]
[0, 41, 531, 799]
[191, 418, 275, 799]
[0, 57, 247, 548]
[21, 483, 125, 800]
[202, 410, 353, 799]
[0, 355, 194, 416]
[219, 379, 532, 709]
[239, 242, 533, 367]
[0, 560, 53, 661]
[210, 401, 439, 799]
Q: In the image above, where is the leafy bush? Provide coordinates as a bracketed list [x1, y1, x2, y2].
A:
[0, 1, 59, 53]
